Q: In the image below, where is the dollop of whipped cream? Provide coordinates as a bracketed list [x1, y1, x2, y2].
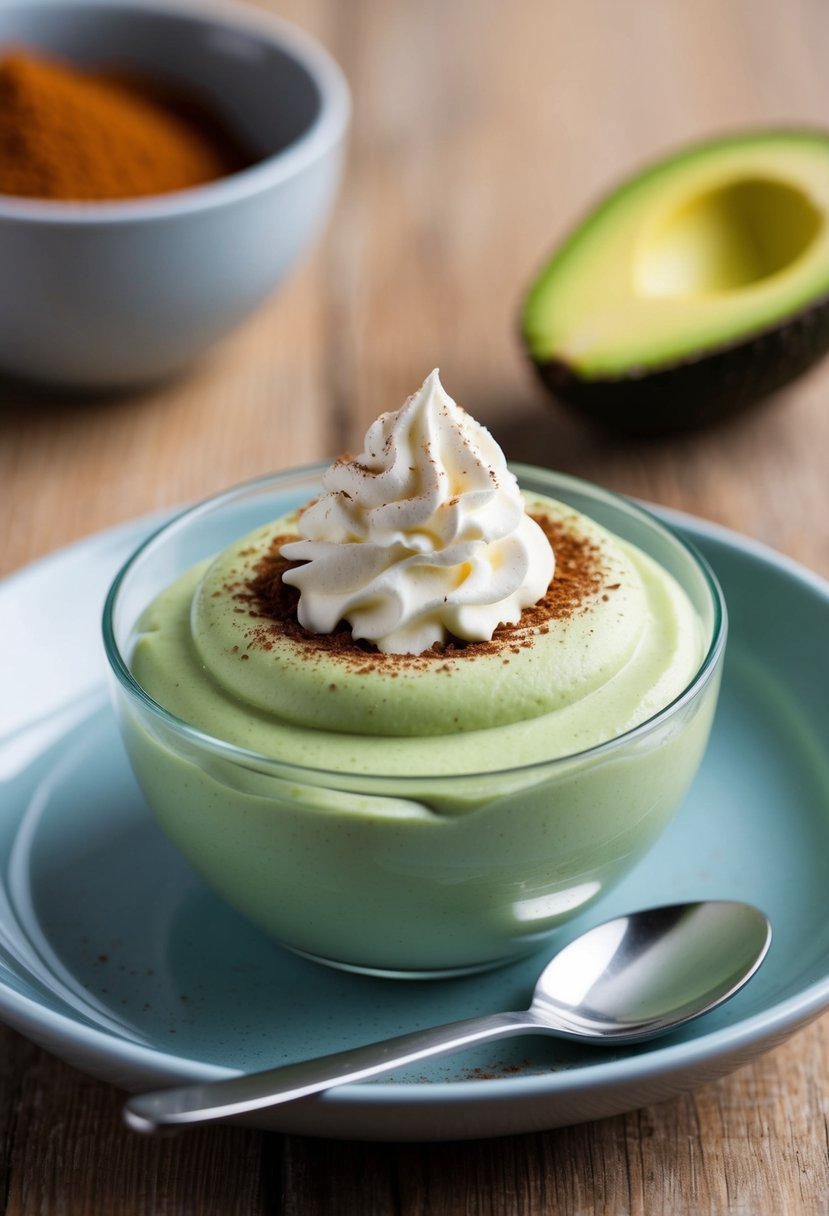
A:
[280, 370, 555, 654]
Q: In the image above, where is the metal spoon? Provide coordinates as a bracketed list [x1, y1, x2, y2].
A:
[124, 900, 770, 1133]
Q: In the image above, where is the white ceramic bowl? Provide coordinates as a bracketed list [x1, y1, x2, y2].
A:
[0, 0, 350, 388]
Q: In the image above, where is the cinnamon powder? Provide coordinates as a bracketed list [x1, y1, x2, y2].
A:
[0, 48, 252, 202]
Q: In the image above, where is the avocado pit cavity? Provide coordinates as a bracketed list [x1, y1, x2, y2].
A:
[637, 176, 822, 298]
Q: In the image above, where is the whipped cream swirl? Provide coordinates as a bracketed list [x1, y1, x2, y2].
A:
[281, 370, 555, 653]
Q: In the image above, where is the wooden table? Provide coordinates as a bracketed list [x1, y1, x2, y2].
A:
[2, 0, 828, 1210]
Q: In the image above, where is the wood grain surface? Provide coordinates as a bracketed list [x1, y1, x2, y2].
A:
[2, 0, 828, 1211]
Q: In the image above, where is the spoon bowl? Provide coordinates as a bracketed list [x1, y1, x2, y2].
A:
[529, 900, 771, 1041]
[124, 900, 771, 1133]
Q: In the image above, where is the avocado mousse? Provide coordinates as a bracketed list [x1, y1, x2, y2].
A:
[119, 372, 720, 973]
[132, 370, 704, 769]
[522, 130, 829, 433]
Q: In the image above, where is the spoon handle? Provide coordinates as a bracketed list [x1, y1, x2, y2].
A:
[124, 1009, 540, 1132]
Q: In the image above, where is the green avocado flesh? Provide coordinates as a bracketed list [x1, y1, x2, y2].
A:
[522, 130, 829, 430]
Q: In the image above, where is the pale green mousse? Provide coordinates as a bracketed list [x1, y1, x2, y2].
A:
[132, 493, 704, 777]
[122, 487, 718, 975]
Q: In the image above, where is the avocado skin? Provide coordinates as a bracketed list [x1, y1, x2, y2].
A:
[531, 295, 829, 435]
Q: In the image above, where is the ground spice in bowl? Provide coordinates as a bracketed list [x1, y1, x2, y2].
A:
[0, 47, 253, 202]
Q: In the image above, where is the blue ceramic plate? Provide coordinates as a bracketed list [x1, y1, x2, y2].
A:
[0, 509, 827, 1141]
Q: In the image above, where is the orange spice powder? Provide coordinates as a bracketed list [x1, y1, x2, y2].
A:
[0, 48, 251, 202]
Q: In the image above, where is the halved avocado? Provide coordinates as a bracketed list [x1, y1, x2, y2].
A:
[522, 130, 829, 433]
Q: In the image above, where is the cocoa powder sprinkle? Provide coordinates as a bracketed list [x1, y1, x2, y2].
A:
[233, 513, 613, 674]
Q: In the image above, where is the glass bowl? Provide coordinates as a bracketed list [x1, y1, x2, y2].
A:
[103, 465, 726, 978]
